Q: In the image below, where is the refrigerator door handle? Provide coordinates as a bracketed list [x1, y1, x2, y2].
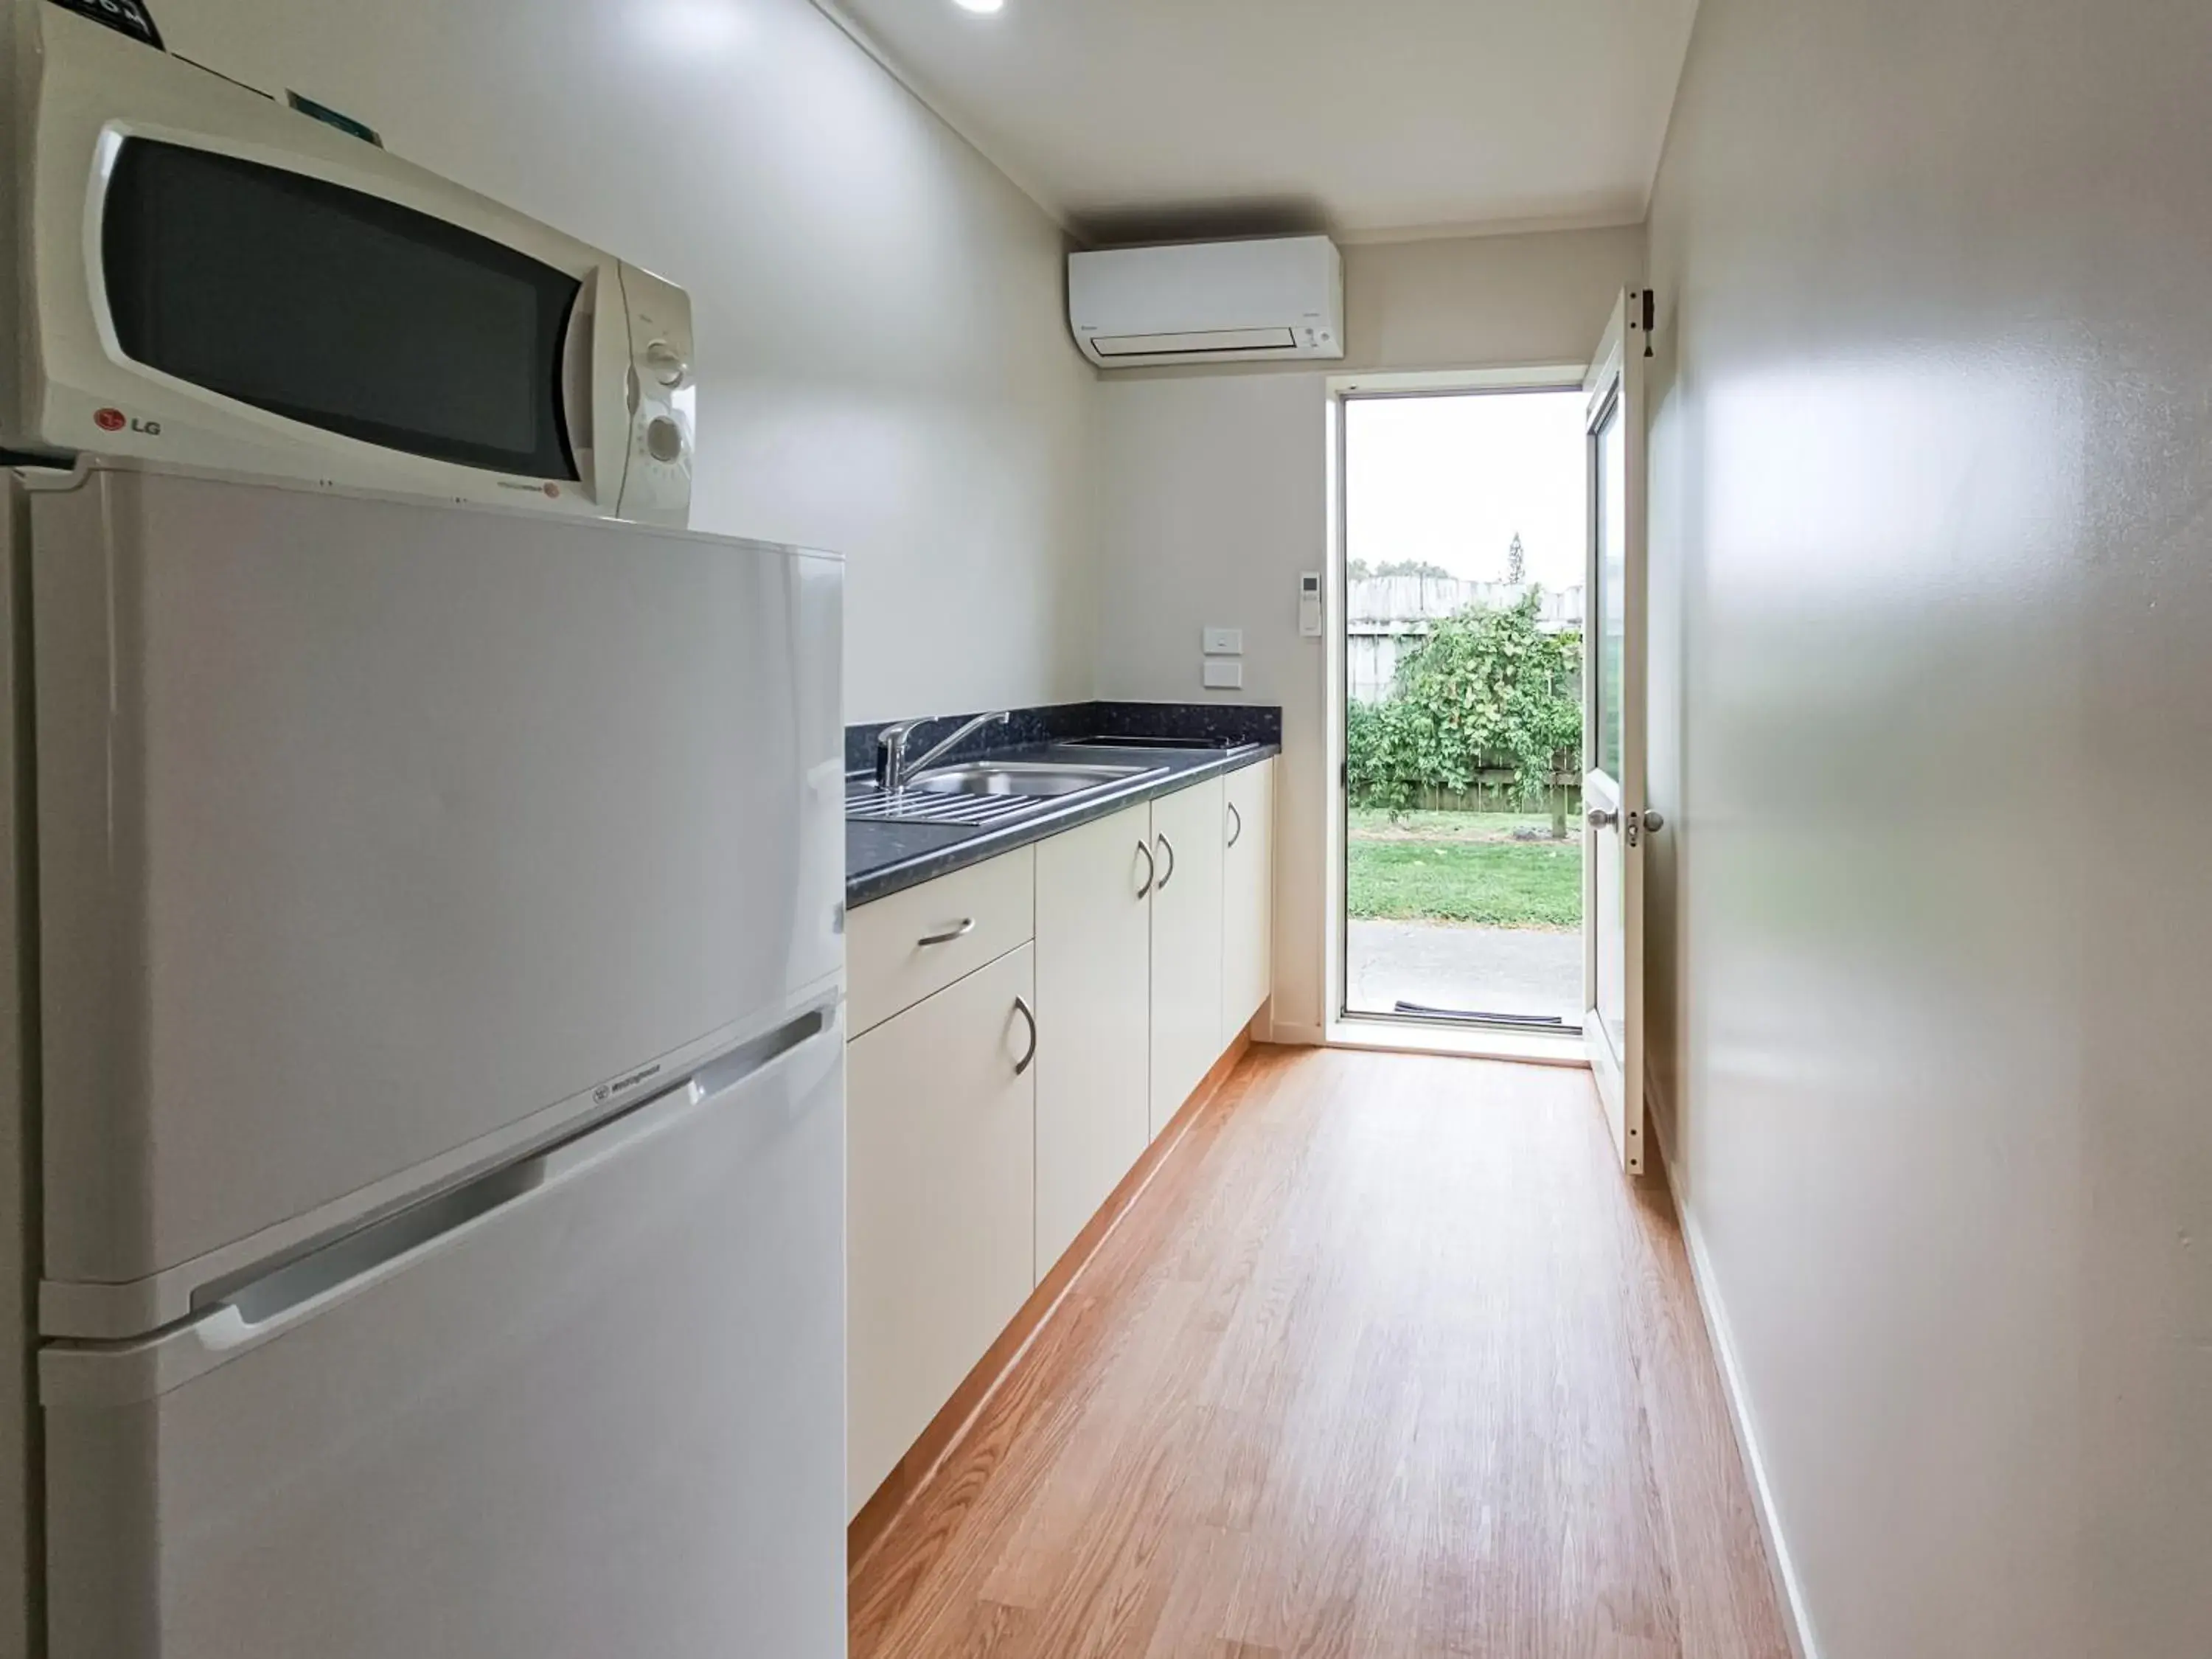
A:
[41, 1002, 840, 1408]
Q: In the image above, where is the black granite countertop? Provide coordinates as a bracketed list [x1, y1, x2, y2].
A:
[846, 738, 1279, 908]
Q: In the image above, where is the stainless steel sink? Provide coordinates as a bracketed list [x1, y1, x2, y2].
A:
[903, 760, 1151, 799]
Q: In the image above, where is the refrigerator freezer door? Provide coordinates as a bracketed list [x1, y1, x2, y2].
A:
[43, 1009, 846, 1659]
[32, 467, 844, 1320]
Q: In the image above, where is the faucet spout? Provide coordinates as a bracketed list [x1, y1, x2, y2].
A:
[878, 709, 1011, 790]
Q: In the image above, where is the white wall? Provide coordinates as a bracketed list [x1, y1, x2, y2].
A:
[156, 0, 1096, 724]
[1096, 373, 1329, 1033]
[1644, 1, 2212, 1656]
[1339, 229, 1648, 378]
[1096, 226, 1641, 1038]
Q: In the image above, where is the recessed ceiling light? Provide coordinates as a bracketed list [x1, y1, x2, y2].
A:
[952, 0, 1004, 14]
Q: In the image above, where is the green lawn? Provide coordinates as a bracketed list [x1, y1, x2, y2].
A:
[1347, 810, 1582, 928]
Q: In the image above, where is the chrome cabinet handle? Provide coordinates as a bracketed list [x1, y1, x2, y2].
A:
[1012, 996, 1037, 1076]
[1135, 839, 1155, 898]
[1226, 802, 1243, 848]
[1155, 833, 1177, 891]
[917, 918, 975, 948]
[1587, 808, 1618, 829]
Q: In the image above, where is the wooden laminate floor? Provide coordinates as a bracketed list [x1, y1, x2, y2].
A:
[849, 1046, 1792, 1659]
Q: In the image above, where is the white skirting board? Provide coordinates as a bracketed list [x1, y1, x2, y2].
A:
[1644, 1062, 1825, 1659]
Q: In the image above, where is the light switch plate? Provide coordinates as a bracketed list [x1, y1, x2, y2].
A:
[1203, 659, 1245, 690]
[1203, 626, 1243, 656]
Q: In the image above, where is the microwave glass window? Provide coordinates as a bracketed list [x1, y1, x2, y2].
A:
[102, 140, 582, 480]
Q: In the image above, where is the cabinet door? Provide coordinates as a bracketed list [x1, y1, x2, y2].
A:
[1147, 778, 1225, 1139]
[1221, 759, 1276, 1043]
[1034, 803, 1153, 1278]
[846, 944, 1036, 1517]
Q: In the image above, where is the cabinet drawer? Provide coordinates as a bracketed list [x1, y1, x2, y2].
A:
[849, 847, 1034, 1036]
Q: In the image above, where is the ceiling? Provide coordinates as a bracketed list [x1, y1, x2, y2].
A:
[826, 0, 1701, 243]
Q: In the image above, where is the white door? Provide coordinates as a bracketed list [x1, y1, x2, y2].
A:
[846, 944, 1037, 1514]
[1147, 779, 1226, 1139]
[1034, 804, 1153, 1278]
[1220, 759, 1276, 1043]
[29, 467, 845, 1316]
[1583, 291, 1654, 1175]
[41, 1009, 848, 1659]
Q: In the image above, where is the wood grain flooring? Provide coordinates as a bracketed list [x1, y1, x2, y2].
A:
[849, 1045, 1792, 1659]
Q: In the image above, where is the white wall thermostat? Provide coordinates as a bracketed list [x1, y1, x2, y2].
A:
[1298, 572, 1324, 637]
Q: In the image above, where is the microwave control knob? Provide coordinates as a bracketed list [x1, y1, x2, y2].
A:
[644, 415, 686, 464]
[644, 341, 689, 389]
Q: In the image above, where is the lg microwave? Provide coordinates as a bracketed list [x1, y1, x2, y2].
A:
[1, 3, 694, 526]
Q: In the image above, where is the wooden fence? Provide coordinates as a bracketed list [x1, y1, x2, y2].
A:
[1348, 576, 1584, 705]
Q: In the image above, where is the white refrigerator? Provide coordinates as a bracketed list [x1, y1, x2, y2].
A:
[3, 462, 847, 1658]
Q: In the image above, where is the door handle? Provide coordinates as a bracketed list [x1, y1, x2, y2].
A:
[57, 1004, 841, 1399]
[917, 918, 976, 948]
[1226, 802, 1243, 848]
[1587, 808, 1618, 829]
[1155, 833, 1177, 891]
[1135, 838, 1155, 899]
[1641, 810, 1665, 832]
[1012, 996, 1037, 1076]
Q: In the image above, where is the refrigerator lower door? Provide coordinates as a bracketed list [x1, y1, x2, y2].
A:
[41, 1008, 846, 1659]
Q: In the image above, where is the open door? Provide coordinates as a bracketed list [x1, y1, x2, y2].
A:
[1582, 291, 1654, 1174]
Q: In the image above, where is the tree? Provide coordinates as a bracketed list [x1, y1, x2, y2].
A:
[1346, 590, 1582, 835]
[1505, 532, 1526, 585]
[1348, 557, 1457, 582]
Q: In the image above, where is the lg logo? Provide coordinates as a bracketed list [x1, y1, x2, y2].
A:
[94, 408, 161, 437]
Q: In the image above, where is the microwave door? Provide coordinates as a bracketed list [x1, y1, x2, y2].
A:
[560, 267, 611, 507]
[98, 139, 585, 484]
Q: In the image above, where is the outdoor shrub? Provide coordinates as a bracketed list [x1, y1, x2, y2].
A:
[1347, 591, 1581, 819]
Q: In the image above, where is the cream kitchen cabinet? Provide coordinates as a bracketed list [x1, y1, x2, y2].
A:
[1146, 775, 1225, 1140]
[846, 762, 1274, 1519]
[1220, 757, 1275, 1044]
[1033, 802, 1153, 1277]
[846, 939, 1037, 1517]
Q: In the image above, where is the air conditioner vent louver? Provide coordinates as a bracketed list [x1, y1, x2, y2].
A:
[1091, 327, 1299, 358]
[1068, 236, 1344, 369]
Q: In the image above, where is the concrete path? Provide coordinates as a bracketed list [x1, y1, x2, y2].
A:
[1346, 919, 1582, 1024]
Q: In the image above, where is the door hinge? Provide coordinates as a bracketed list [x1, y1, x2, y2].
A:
[1638, 288, 1655, 358]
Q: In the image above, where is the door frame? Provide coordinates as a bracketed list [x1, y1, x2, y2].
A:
[1323, 364, 1592, 1065]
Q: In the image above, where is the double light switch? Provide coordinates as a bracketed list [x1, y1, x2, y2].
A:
[1203, 625, 1243, 689]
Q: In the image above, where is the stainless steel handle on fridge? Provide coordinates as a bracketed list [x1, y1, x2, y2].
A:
[1155, 833, 1177, 891]
[917, 918, 976, 948]
[44, 1005, 840, 1405]
[1012, 997, 1037, 1076]
[1135, 838, 1156, 898]
[1227, 802, 1243, 848]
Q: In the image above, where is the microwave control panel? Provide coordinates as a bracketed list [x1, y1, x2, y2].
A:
[616, 265, 695, 530]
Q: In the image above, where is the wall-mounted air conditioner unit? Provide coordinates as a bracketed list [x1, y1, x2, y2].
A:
[1068, 235, 1344, 369]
